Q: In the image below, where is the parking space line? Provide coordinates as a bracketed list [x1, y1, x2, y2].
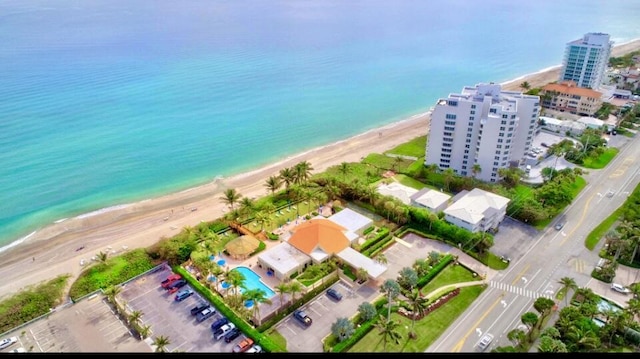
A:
[29, 329, 43, 353]
[285, 326, 297, 335]
[99, 320, 121, 332]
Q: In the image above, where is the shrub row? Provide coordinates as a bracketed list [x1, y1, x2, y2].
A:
[362, 234, 395, 258]
[416, 254, 454, 289]
[362, 226, 375, 235]
[360, 227, 390, 252]
[330, 297, 390, 353]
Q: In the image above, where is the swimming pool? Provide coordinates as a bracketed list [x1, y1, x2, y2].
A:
[233, 266, 276, 299]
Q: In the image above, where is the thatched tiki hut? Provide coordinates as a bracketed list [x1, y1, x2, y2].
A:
[224, 235, 260, 260]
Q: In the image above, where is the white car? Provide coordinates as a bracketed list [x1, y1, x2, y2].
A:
[245, 344, 263, 353]
[0, 336, 18, 350]
[477, 333, 493, 351]
[10, 347, 26, 353]
[611, 283, 631, 294]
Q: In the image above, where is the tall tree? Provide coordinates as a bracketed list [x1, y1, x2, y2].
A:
[288, 281, 303, 302]
[471, 164, 482, 179]
[274, 281, 290, 313]
[279, 167, 296, 193]
[405, 289, 428, 339]
[220, 188, 242, 211]
[128, 310, 143, 327]
[380, 279, 401, 322]
[357, 302, 377, 323]
[338, 162, 351, 180]
[331, 317, 355, 342]
[242, 288, 272, 324]
[397, 267, 418, 291]
[374, 314, 403, 351]
[264, 175, 282, 196]
[557, 277, 577, 306]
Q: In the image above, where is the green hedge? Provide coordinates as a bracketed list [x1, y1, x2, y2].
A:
[363, 226, 375, 235]
[174, 266, 285, 353]
[362, 235, 395, 257]
[416, 254, 454, 289]
[360, 227, 391, 252]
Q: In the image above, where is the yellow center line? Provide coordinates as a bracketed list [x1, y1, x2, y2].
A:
[560, 191, 595, 246]
[511, 263, 530, 286]
[452, 292, 505, 352]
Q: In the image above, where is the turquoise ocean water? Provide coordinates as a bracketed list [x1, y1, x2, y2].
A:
[1, 0, 640, 250]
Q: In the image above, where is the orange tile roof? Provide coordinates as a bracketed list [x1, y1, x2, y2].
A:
[542, 81, 602, 98]
[288, 219, 350, 255]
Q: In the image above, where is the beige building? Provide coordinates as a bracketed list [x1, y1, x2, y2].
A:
[541, 81, 602, 117]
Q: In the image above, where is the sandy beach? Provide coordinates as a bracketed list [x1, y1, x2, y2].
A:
[1, 38, 640, 301]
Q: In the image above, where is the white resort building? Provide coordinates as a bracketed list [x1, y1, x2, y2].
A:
[425, 83, 540, 182]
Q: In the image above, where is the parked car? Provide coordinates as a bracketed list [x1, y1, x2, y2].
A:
[0, 337, 17, 350]
[293, 309, 312, 326]
[174, 289, 194, 302]
[232, 337, 254, 353]
[196, 307, 216, 322]
[326, 288, 343, 301]
[245, 344, 263, 353]
[214, 323, 236, 340]
[211, 317, 229, 332]
[611, 283, 631, 294]
[10, 347, 26, 353]
[224, 328, 242, 343]
[160, 274, 182, 288]
[554, 222, 564, 230]
[477, 333, 493, 351]
[166, 279, 187, 291]
[190, 302, 211, 316]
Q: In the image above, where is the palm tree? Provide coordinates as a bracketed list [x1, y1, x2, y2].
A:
[288, 281, 303, 303]
[242, 288, 272, 324]
[226, 269, 246, 297]
[128, 310, 143, 327]
[153, 335, 171, 353]
[356, 267, 368, 283]
[380, 279, 401, 322]
[274, 281, 290, 312]
[264, 175, 282, 196]
[405, 289, 428, 339]
[338, 162, 351, 180]
[104, 285, 122, 303]
[442, 168, 455, 191]
[471, 164, 482, 179]
[209, 263, 225, 292]
[374, 314, 403, 351]
[557, 277, 577, 306]
[254, 211, 271, 232]
[619, 220, 640, 264]
[220, 188, 242, 211]
[565, 325, 600, 351]
[294, 161, 314, 184]
[96, 251, 108, 263]
[239, 197, 255, 219]
[375, 253, 388, 265]
[139, 324, 152, 339]
[279, 167, 296, 193]
[520, 81, 531, 91]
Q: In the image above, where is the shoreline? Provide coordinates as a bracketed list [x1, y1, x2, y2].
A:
[1, 37, 640, 299]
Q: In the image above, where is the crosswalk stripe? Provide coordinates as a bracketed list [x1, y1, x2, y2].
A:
[488, 281, 552, 300]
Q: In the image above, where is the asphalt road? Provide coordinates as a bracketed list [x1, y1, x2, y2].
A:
[427, 134, 640, 353]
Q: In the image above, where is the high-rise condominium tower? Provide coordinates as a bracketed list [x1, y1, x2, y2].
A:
[425, 83, 540, 182]
[559, 32, 612, 89]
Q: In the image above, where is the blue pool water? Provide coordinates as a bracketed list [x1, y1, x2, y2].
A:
[233, 266, 276, 299]
[597, 299, 621, 313]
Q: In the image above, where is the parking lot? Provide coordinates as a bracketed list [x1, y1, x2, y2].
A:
[275, 280, 379, 352]
[118, 266, 246, 353]
[0, 293, 148, 353]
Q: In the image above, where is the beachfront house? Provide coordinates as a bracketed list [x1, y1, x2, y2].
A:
[410, 188, 451, 213]
[257, 218, 386, 281]
[377, 182, 418, 205]
[443, 188, 510, 233]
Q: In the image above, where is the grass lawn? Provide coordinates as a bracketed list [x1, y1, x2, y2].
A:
[581, 148, 619, 169]
[585, 206, 622, 250]
[420, 264, 480, 296]
[347, 285, 485, 352]
[385, 136, 426, 158]
[265, 328, 287, 351]
[393, 174, 433, 190]
[362, 153, 413, 172]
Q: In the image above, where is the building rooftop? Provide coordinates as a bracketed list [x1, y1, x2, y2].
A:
[444, 188, 510, 225]
[328, 208, 374, 233]
[258, 242, 309, 276]
[288, 219, 350, 256]
[410, 188, 451, 209]
[336, 247, 387, 279]
[542, 81, 602, 99]
[377, 182, 418, 205]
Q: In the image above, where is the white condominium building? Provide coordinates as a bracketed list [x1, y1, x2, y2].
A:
[425, 83, 540, 183]
[560, 32, 612, 89]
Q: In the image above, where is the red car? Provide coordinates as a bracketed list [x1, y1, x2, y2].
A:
[232, 337, 254, 353]
[160, 274, 182, 288]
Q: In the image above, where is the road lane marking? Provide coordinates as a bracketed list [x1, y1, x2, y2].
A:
[452, 293, 505, 352]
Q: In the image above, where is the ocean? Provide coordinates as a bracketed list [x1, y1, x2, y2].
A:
[1, 0, 640, 250]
